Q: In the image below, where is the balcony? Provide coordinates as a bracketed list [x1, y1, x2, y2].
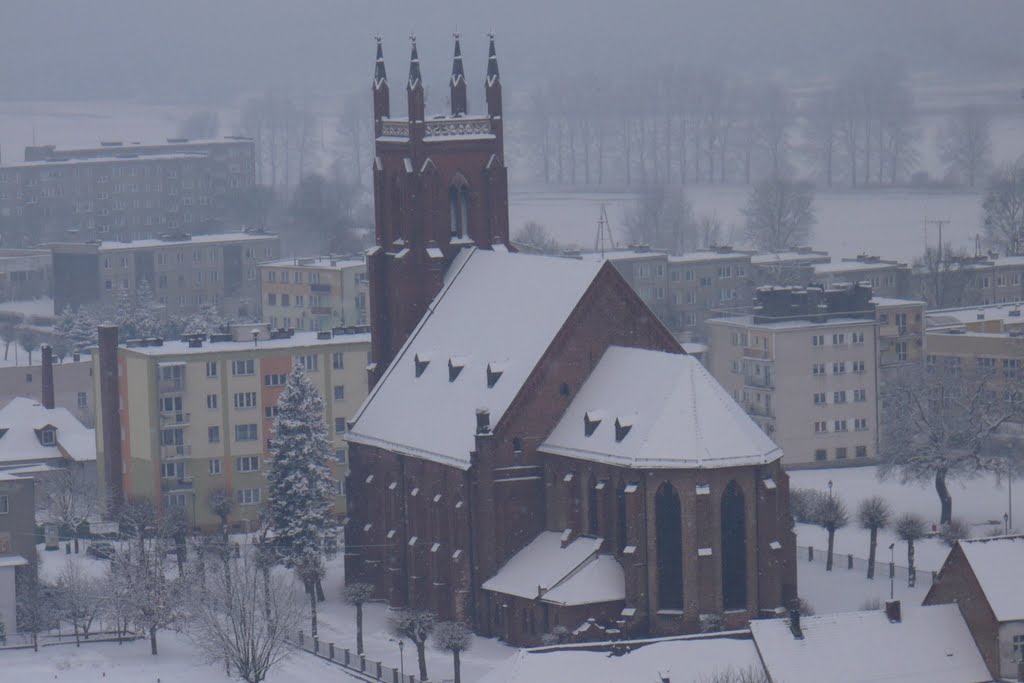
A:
[742, 347, 770, 360]
[745, 403, 775, 418]
[311, 306, 333, 316]
[160, 444, 192, 459]
[161, 477, 194, 492]
[744, 374, 775, 390]
[158, 377, 185, 394]
[160, 411, 190, 427]
[310, 283, 331, 293]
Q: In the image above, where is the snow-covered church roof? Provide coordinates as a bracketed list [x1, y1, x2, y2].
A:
[346, 248, 606, 468]
[540, 346, 781, 469]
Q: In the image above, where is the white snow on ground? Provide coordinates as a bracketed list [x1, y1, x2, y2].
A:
[0, 297, 55, 319]
[796, 544, 930, 615]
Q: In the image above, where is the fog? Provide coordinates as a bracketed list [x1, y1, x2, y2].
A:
[2, 1, 1024, 101]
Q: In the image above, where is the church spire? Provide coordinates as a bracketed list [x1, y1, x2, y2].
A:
[485, 33, 502, 120]
[486, 32, 500, 86]
[372, 35, 390, 124]
[407, 34, 425, 122]
[450, 32, 467, 116]
[374, 35, 388, 88]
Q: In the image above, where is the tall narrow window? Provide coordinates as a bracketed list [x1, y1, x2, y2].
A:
[721, 480, 747, 610]
[616, 481, 628, 552]
[655, 482, 683, 610]
[449, 186, 460, 237]
[448, 177, 470, 239]
[587, 477, 600, 536]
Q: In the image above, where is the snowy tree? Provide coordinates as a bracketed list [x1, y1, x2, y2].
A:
[68, 307, 98, 351]
[343, 582, 374, 654]
[44, 467, 97, 553]
[432, 621, 473, 683]
[0, 320, 17, 360]
[109, 536, 190, 654]
[939, 518, 971, 547]
[513, 221, 561, 254]
[881, 362, 1024, 524]
[18, 328, 39, 365]
[857, 496, 891, 580]
[188, 554, 301, 683]
[54, 305, 76, 341]
[938, 104, 991, 188]
[16, 569, 59, 652]
[814, 494, 848, 571]
[265, 366, 336, 638]
[983, 161, 1024, 256]
[894, 513, 927, 588]
[55, 557, 103, 645]
[389, 608, 436, 682]
[132, 279, 164, 338]
[742, 176, 815, 252]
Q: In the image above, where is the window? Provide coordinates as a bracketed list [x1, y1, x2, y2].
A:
[335, 417, 347, 434]
[295, 354, 318, 372]
[267, 293, 277, 306]
[832, 333, 845, 345]
[208, 426, 220, 443]
[233, 391, 257, 409]
[335, 448, 347, 464]
[237, 488, 261, 505]
[895, 342, 908, 362]
[332, 352, 344, 369]
[853, 360, 866, 374]
[853, 389, 867, 402]
[231, 359, 255, 376]
[0, 495, 7, 514]
[855, 418, 868, 431]
[448, 183, 471, 238]
[77, 392, 87, 409]
[813, 392, 827, 405]
[235, 424, 258, 441]
[945, 357, 961, 377]
[814, 421, 828, 433]
[295, 294, 304, 307]
[236, 456, 260, 472]
[813, 363, 826, 376]
[333, 385, 345, 400]
[836, 447, 848, 459]
[815, 449, 827, 462]
[851, 331, 865, 344]
[832, 362, 846, 375]
[160, 462, 181, 479]
[265, 406, 280, 419]
[264, 374, 286, 386]
[855, 446, 868, 459]
[895, 313, 908, 333]
[206, 361, 218, 377]
[833, 391, 847, 404]
[834, 420, 848, 432]
[207, 394, 218, 410]
[812, 335, 825, 347]
[1005, 359, 1023, 380]
[40, 428, 56, 446]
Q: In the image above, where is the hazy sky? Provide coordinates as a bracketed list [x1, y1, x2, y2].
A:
[1, 1, 1022, 101]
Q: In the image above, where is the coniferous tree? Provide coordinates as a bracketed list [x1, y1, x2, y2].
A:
[265, 365, 336, 638]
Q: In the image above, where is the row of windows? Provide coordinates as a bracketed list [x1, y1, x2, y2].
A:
[811, 332, 866, 346]
[812, 418, 870, 433]
[637, 263, 749, 281]
[927, 355, 1023, 378]
[812, 389, 868, 405]
[814, 446, 869, 461]
[204, 353, 346, 380]
[265, 270, 323, 284]
[811, 361, 868, 376]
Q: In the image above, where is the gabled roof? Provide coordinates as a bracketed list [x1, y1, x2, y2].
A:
[749, 604, 991, 683]
[956, 534, 1024, 622]
[540, 347, 781, 469]
[347, 248, 605, 468]
[0, 397, 95, 464]
[481, 531, 623, 606]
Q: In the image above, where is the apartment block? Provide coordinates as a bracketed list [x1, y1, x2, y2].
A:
[50, 231, 279, 318]
[873, 297, 927, 382]
[93, 324, 369, 530]
[813, 255, 912, 299]
[707, 284, 880, 468]
[258, 256, 369, 331]
[1, 137, 255, 246]
[0, 249, 51, 302]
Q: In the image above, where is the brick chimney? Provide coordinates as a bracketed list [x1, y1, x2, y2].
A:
[98, 325, 124, 513]
[885, 599, 901, 623]
[40, 344, 55, 409]
[476, 408, 490, 434]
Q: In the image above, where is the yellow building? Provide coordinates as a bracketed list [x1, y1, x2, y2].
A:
[94, 324, 370, 530]
[258, 256, 368, 332]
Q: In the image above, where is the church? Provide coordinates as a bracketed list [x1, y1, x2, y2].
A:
[344, 35, 797, 646]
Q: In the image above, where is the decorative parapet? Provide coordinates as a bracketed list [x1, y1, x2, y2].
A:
[379, 120, 410, 137]
[424, 117, 492, 138]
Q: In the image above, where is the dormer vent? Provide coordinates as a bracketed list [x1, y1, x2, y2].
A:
[614, 416, 633, 442]
[414, 353, 431, 377]
[486, 362, 505, 388]
[584, 411, 603, 437]
[449, 356, 466, 382]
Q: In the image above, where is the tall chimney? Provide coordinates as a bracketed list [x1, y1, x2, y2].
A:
[40, 344, 55, 409]
[98, 325, 124, 514]
[476, 408, 491, 434]
[885, 599, 901, 623]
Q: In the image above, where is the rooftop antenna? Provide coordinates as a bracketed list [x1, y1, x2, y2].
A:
[594, 204, 616, 258]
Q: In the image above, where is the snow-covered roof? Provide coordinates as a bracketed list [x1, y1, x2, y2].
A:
[750, 250, 830, 265]
[540, 347, 781, 469]
[123, 330, 369, 357]
[0, 397, 96, 464]
[926, 301, 1024, 327]
[97, 232, 277, 252]
[871, 296, 926, 308]
[668, 251, 753, 264]
[0, 555, 30, 568]
[481, 634, 762, 683]
[814, 260, 906, 275]
[957, 535, 1024, 622]
[9, 152, 211, 168]
[749, 604, 991, 683]
[481, 531, 623, 606]
[708, 314, 875, 331]
[347, 248, 605, 468]
[580, 249, 666, 263]
[259, 256, 364, 270]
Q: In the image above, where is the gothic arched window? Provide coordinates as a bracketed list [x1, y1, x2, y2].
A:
[587, 476, 600, 537]
[448, 175, 470, 239]
[721, 480, 747, 610]
[655, 481, 683, 610]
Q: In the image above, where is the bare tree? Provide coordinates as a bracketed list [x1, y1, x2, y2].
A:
[17, 328, 39, 365]
[803, 89, 840, 188]
[389, 608, 436, 682]
[881, 363, 1024, 524]
[16, 569, 58, 652]
[178, 110, 220, 140]
[188, 555, 301, 683]
[814, 494, 848, 571]
[857, 496, 891, 579]
[754, 83, 794, 179]
[343, 582, 375, 655]
[742, 176, 815, 252]
[44, 467, 96, 553]
[432, 621, 473, 683]
[624, 185, 695, 254]
[938, 104, 991, 188]
[513, 221, 561, 254]
[983, 161, 1024, 255]
[913, 245, 975, 309]
[55, 557, 103, 646]
[938, 517, 971, 548]
[0, 320, 17, 361]
[894, 513, 927, 587]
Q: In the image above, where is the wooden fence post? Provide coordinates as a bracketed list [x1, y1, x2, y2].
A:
[329, 642, 335, 660]
[808, 546, 813, 562]
[847, 553, 853, 570]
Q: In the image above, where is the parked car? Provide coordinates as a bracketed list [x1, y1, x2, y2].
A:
[86, 541, 116, 560]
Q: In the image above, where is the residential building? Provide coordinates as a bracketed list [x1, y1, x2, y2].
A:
[925, 535, 1024, 680]
[0, 249, 51, 302]
[50, 231, 279, 318]
[707, 284, 880, 468]
[812, 255, 912, 298]
[347, 37, 796, 647]
[93, 324, 369, 531]
[873, 297, 927, 382]
[0, 471, 34, 638]
[1, 137, 256, 246]
[0, 354, 94, 425]
[749, 248, 831, 287]
[258, 256, 369, 331]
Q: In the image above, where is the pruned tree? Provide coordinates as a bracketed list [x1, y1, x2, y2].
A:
[55, 557, 103, 646]
[208, 486, 234, 558]
[938, 104, 991, 188]
[624, 184, 695, 254]
[188, 554, 301, 683]
[894, 513, 927, 587]
[742, 176, 815, 252]
[814, 494, 848, 571]
[18, 328, 39, 365]
[44, 466, 96, 553]
[432, 621, 473, 683]
[178, 110, 220, 140]
[881, 362, 1024, 524]
[857, 496, 892, 579]
[983, 161, 1024, 256]
[389, 608, 436, 682]
[0, 320, 18, 360]
[266, 366, 337, 638]
[343, 582, 375, 655]
[938, 517, 971, 548]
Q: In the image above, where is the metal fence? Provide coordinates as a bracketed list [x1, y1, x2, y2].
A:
[288, 630, 418, 683]
[798, 544, 935, 587]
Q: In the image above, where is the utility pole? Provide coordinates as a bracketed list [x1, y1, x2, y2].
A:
[594, 204, 615, 258]
[925, 218, 951, 261]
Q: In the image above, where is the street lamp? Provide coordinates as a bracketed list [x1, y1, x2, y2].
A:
[888, 543, 896, 600]
[1005, 513, 1010, 536]
[390, 638, 405, 680]
[828, 480, 833, 497]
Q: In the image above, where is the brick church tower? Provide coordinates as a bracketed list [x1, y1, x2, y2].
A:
[367, 34, 511, 385]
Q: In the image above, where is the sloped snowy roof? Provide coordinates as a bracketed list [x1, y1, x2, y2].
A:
[540, 347, 781, 469]
[957, 535, 1024, 622]
[0, 397, 96, 464]
[481, 531, 623, 605]
[749, 604, 991, 683]
[347, 248, 605, 467]
[481, 634, 762, 683]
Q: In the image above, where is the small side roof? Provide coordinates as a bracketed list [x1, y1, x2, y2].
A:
[0, 397, 96, 464]
[749, 604, 991, 683]
[957, 535, 1024, 622]
[540, 347, 781, 469]
[0, 555, 30, 568]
